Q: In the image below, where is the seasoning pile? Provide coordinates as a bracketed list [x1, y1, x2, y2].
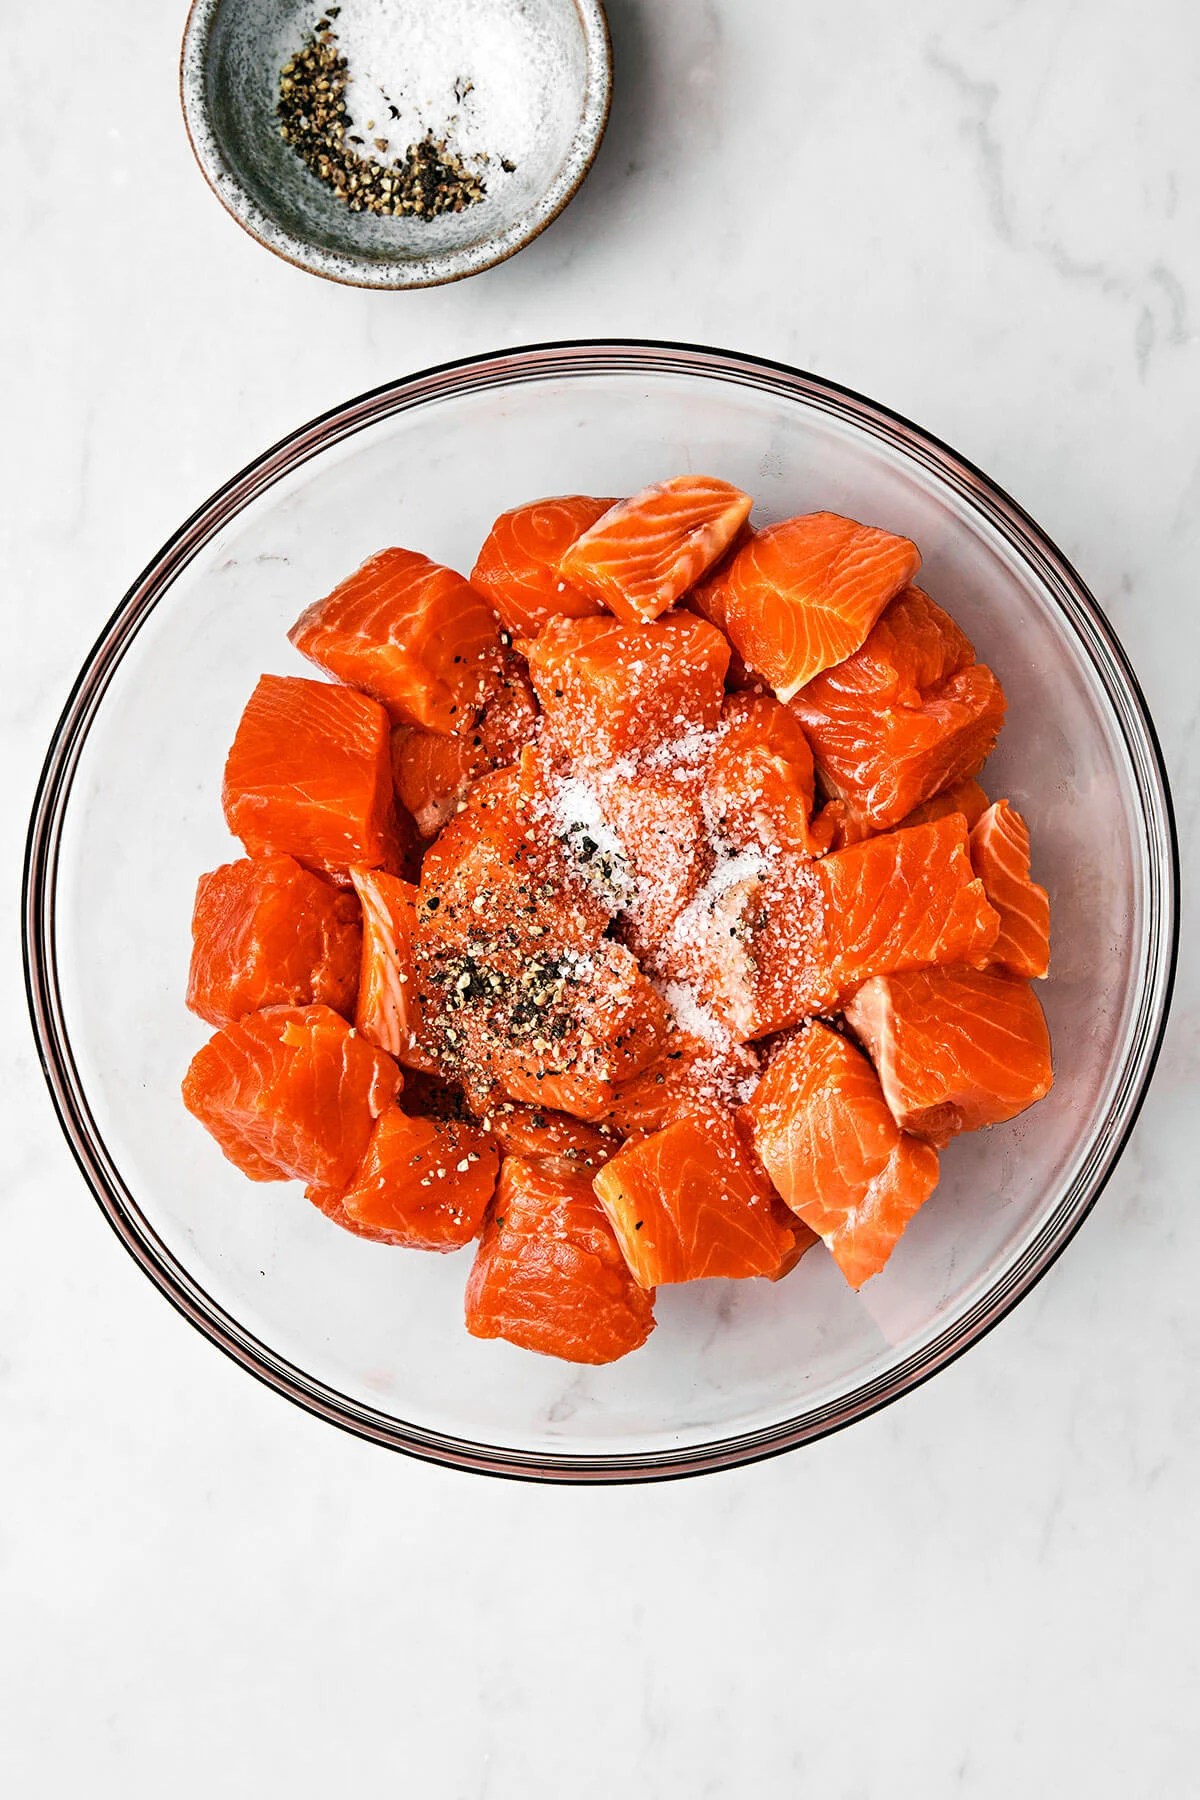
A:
[277, 0, 529, 220]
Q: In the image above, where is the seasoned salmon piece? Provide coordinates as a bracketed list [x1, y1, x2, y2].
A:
[598, 767, 713, 956]
[705, 691, 818, 854]
[182, 1004, 400, 1186]
[601, 1029, 761, 1137]
[223, 674, 402, 875]
[524, 613, 730, 769]
[466, 1157, 655, 1364]
[470, 495, 616, 637]
[187, 855, 361, 1027]
[483, 1104, 622, 1179]
[307, 1104, 498, 1249]
[743, 1021, 940, 1288]
[969, 800, 1051, 979]
[723, 512, 921, 700]
[492, 943, 673, 1120]
[844, 966, 1053, 1145]
[592, 1112, 792, 1285]
[390, 655, 538, 838]
[753, 815, 1001, 1033]
[791, 587, 1006, 829]
[559, 475, 753, 625]
[289, 547, 503, 734]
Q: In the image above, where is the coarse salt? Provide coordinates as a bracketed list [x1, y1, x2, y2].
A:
[326, 0, 563, 181]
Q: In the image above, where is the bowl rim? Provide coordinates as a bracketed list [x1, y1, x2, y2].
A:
[179, 0, 613, 289]
[24, 338, 1180, 1483]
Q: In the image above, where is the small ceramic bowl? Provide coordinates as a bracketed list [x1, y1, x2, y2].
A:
[180, 0, 612, 287]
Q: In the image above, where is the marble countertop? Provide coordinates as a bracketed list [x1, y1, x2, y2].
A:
[3, 1, 1198, 1793]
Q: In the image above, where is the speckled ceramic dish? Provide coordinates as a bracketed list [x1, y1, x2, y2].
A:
[180, 0, 611, 287]
[25, 344, 1177, 1482]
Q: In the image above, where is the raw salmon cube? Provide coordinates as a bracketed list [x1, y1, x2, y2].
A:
[723, 512, 921, 699]
[792, 587, 1006, 829]
[483, 1105, 621, 1180]
[765, 1203, 821, 1281]
[558, 475, 754, 624]
[390, 654, 538, 838]
[843, 965, 1053, 1145]
[524, 613, 730, 768]
[592, 1112, 792, 1285]
[600, 1029, 761, 1137]
[686, 523, 753, 639]
[899, 776, 989, 832]
[471, 495, 615, 637]
[743, 1021, 940, 1288]
[348, 866, 433, 1067]
[307, 1104, 498, 1249]
[969, 800, 1051, 979]
[222, 674, 401, 874]
[492, 944, 673, 1120]
[705, 691, 818, 855]
[594, 766, 713, 958]
[465, 1157, 656, 1364]
[753, 815, 1001, 1033]
[182, 1004, 400, 1186]
[289, 547, 503, 734]
[186, 855, 361, 1027]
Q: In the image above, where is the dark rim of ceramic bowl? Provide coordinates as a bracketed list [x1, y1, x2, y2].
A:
[23, 341, 1179, 1483]
[179, 0, 613, 288]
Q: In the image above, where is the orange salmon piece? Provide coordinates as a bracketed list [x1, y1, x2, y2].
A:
[559, 475, 753, 624]
[743, 1021, 940, 1288]
[223, 674, 401, 876]
[348, 866, 434, 1069]
[754, 815, 1001, 1033]
[723, 511, 921, 700]
[686, 524, 752, 637]
[705, 691, 818, 854]
[844, 966, 1053, 1145]
[465, 1157, 656, 1365]
[182, 1004, 400, 1186]
[766, 1202, 822, 1281]
[484, 1104, 621, 1179]
[792, 587, 1006, 829]
[391, 655, 538, 838]
[808, 777, 989, 856]
[492, 943, 673, 1119]
[806, 798, 876, 856]
[307, 1104, 498, 1249]
[187, 855, 361, 1028]
[470, 495, 616, 637]
[593, 1110, 792, 1285]
[601, 1029, 761, 1136]
[525, 613, 730, 768]
[289, 547, 502, 734]
[900, 776, 989, 831]
[598, 767, 713, 956]
[969, 800, 1051, 980]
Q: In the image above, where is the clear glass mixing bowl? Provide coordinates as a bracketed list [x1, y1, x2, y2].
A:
[24, 343, 1177, 1481]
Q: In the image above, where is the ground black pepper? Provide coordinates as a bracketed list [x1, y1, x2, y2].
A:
[278, 16, 488, 219]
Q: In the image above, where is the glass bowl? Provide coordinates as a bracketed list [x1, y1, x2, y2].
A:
[24, 342, 1177, 1482]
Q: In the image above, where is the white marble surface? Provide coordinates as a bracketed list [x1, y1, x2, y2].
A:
[3, 0, 1198, 1793]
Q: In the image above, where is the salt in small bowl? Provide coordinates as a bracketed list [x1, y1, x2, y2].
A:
[180, 0, 612, 288]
